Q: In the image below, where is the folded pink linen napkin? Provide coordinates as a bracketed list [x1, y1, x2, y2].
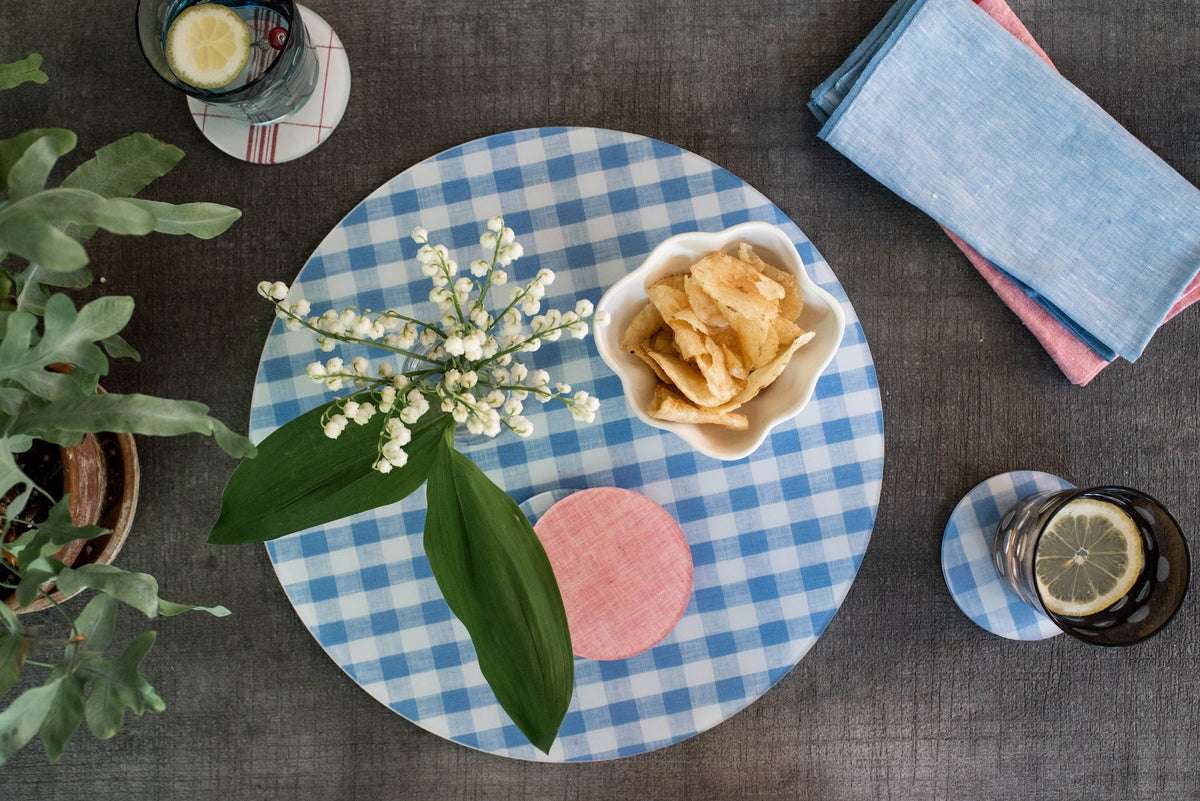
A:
[960, 0, 1200, 384]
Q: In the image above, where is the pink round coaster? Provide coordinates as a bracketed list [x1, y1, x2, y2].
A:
[534, 487, 693, 661]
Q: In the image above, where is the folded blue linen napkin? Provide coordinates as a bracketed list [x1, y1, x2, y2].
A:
[809, 0, 1200, 362]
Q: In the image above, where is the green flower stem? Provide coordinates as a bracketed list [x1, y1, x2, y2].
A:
[270, 301, 442, 364]
[477, 316, 599, 371]
[474, 231, 505, 307]
[434, 252, 469, 325]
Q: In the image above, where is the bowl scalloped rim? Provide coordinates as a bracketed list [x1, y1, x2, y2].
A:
[595, 221, 846, 460]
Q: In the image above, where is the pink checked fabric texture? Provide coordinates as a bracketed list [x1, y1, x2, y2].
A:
[966, 0, 1200, 384]
[534, 488, 694, 661]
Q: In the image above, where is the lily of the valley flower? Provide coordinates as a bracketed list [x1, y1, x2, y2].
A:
[257, 216, 609, 472]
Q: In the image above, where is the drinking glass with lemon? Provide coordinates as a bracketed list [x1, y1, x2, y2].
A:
[136, 0, 318, 124]
[992, 486, 1190, 646]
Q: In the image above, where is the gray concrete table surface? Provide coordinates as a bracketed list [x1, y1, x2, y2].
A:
[3, 0, 1198, 798]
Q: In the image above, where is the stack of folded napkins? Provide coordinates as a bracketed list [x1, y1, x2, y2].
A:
[810, 0, 1200, 384]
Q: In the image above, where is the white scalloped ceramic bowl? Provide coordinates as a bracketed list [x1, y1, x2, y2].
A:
[595, 221, 845, 460]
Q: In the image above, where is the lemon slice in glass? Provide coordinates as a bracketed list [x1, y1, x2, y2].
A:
[1035, 497, 1144, 617]
[165, 5, 252, 90]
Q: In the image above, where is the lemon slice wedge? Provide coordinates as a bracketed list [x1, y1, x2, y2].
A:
[165, 5, 252, 90]
[1035, 498, 1144, 617]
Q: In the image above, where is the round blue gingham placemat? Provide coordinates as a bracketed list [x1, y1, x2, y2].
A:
[251, 127, 885, 760]
[942, 470, 1073, 641]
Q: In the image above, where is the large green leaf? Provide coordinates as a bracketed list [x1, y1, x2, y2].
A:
[1, 129, 75, 200]
[61, 133, 184, 200]
[0, 293, 131, 401]
[65, 594, 119, 661]
[423, 432, 573, 753]
[209, 403, 454, 544]
[13, 391, 255, 458]
[55, 564, 161, 618]
[0, 678, 60, 765]
[52, 564, 229, 620]
[0, 54, 48, 91]
[0, 188, 159, 271]
[122, 198, 241, 239]
[38, 672, 85, 763]
[81, 631, 164, 740]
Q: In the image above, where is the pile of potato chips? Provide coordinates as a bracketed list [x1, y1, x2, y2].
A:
[621, 243, 815, 430]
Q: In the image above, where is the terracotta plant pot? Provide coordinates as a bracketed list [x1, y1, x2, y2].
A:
[2, 431, 139, 614]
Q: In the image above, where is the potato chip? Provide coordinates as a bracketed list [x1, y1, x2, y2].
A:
[646, 281, 690, 322]
[691, 252, 784, 315]
[684, 276, 729, 330]
[721, 342, 748, 381]
[696, 337, 741, 400]
[712, 328, 815, 412]
[649, 328, 677, 356]
[648, 385, 749, 431]
[621, 301, 665, 352]
[644, 347, 735, 407]
[723, 307, 774, 369]
[740, 243, 804, 321]
[633, 342, 672, 383]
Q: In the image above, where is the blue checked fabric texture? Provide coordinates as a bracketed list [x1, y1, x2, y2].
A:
[941, 470, 1072, 641]
[809, 0, 1200, 362]
[251, 128, 885, 761]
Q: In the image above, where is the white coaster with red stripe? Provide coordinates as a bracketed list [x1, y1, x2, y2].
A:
[187, 6, 349, 164]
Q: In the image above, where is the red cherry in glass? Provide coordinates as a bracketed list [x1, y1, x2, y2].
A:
[267, 26, 288, 50]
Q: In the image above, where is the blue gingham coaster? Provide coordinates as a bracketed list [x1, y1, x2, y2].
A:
[253, 128, 885, 761]
[941, 470, 1074, 640]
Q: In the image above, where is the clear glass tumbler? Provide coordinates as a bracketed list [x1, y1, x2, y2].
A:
[993, 486, 1190, 646]
[136, 0, 319, 124]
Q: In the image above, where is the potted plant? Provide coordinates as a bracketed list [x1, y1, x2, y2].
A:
[0, 54, 255, 765]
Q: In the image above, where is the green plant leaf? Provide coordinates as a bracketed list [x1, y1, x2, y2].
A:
[11, 264, 94, 317]
[12, 391, 255, 457]
[99, 333, 140, 362]
[65, 594, 119, 661]
[3, 495, 107, 567]
[0, 188, 160, 271]
[209, 403, 454, 544]
[1, 129, 75, 200]
[0, 633, 25, 699]
[423, 433, 573, 753]
[38, 672, 85, 763]
[14, 556, 65, 609]
[0, 210, 87, 271]
[122, 198, 242, 239]
[157, 599, 231, 617]
[0, 294, 131, 401]
[0, 590, 34, 698]
[0, 440, 32, 521]
[0, 678, 60, 765]
[0, 54, 48, 91]
[54, 564, 160, 618]
[61, 133, 184, 199]
[81, 631, 164, 740]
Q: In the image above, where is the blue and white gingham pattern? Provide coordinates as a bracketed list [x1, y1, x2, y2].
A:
[252, 128, 885, 761]
[941, 470, 1073, 641]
